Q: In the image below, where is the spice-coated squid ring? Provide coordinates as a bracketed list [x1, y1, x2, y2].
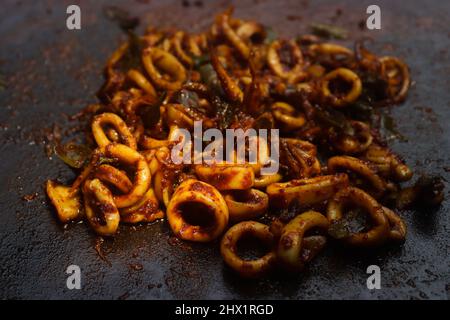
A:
[327, 187, 389, 246]
[195, 164, 255, 191]
[167, 179, 229, 242]
[92, 113, 137, 150]
[223, 189, 269, 222]
[46, 180, 82, 223]
[271, 102, 306, 131]
[267, 173, 349, 209]
[380, 56, 410, 103]
[321, 68, 362, 107]
[382, 206, 407, 242]
[171, 31, 196, 67]
[94, 164, 133, 194]
[127, 68, 158, 97]
[211, 51, 244, 103]
[235, 21, 265, 44]
[142, 47, 187, 91]
[331, 120, 373, 154]
[267, 40, 306, 83]
[327, 156, 386, 198]
[216, 9, 250, 59]
[308, 43, 353, 61]
[220, 221, 276, 278]
[277, 211, 329, 271]
[120, 187, 164, 224]
[82, 178, 120, 236]
[254, 173, 283, 189]
[363, 144, 413, 182]
[104, 143, 151, 208]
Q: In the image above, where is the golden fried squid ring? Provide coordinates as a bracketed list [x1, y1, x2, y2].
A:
[46, 180, 81, 223]
[211, 52, 244, 103]
[236, 21, 265, 44]
[267, 40, 305, 83]
[380, 56, 410, 103]
[331, 121, 373, 154]
[271, 102, 306, 131]
[195, 164, 255, 190]
[94, 164, 133, 193]
[120, 187, 164, 224]
[220, 221, 276, 278]
[92, 113, 137, 150]
[216, 9, 250, 59]
[104, 143, 151, 208]
[321, 68, 362, 107]
[127, 69, 157, 97]
[363, 144, 413, 182]
[277, 211, 329, 271]
[167, 179, 229, 242]
[327, 156, 386, 198]
[267, 174, 349, 209]
[327, 187, 389, 247]
[382, 206, 407, 242]
[142, 47, 187, 91]
[82, 179, 120, 236]
[223, 189, 269, 222]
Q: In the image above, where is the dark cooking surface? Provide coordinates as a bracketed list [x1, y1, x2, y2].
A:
[0, 0, 449, 299]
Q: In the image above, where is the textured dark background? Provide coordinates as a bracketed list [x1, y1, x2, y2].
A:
[0, 0, 449, 299]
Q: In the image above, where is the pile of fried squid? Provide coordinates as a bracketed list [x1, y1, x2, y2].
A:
[47, 9, 423, 278]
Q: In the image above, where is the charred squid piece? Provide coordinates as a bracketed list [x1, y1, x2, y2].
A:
[395, 175, 444, 209]
[210, 49, 244, 103]
[329, 120, 373, 155]
[221, 221, 276, 278]
[277, 211, 329, 271]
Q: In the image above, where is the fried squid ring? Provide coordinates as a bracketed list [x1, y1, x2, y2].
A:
[171, 31, 195, 67]
[254, 173, 283, 189]
[236, 21, 265, 44]
[267, 174, 349, 209]
[271, 102, 306, 131]
[94, 164, 133, 194]
[82, 178, 120, 236]
[267, 40, 306, 83]
[92, 113, 137, 150]
[277, 211, 329, 271]
[327, 187, 389, 247]
[321, 68, 362, 107]
[127, 68, 157, 97]
[380, 56, 410, 103]
[211, 51, 244, 103]
[167, 179, 229, 242]
[46, 180, 82, 223]
[331, 120, 373, 154]
[142, 47, 187, 91]
[120, 187, 164, 224]
[220, 221, 276, 278]
[216, 10, 250, 59]
[308, 43, 353, 62]
[195, 164, 255, 191]
[363, 144, 413, 182]
[223, 189, 269, 222]
[104, 143, 151, 208]
[382, 206, 407, 242]
[327, 156, 386, 198]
